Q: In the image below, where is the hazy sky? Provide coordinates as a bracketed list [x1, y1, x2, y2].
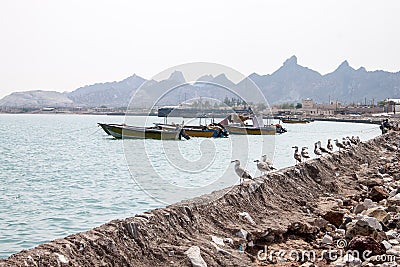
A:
[0, 0, 399, 98]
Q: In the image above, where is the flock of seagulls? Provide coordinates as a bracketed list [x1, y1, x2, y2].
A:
[293, 136, 361, 164]
[231, 136, 362, 184]
[231, 154, 276, 185]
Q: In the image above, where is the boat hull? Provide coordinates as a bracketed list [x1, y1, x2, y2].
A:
[224, 125, 277, 135]
[155, 123, 228, 138]
[98, 123, 180, 140]
[184, 129, 216, 138]
[281, 120, 309, 124]
[281, 117, 310, 124]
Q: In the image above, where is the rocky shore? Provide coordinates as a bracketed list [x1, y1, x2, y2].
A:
[1, 132, 400, 266]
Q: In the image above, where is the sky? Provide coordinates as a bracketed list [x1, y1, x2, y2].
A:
[0, 0, 399, 98]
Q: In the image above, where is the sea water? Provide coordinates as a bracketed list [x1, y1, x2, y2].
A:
[0, 114, 381, 258]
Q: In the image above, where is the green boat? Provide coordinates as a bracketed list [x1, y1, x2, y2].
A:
[98, 123, 185, 140]
[281, 117, 311, 124]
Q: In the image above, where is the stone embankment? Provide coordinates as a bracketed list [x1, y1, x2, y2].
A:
[1, 132, 400, 266]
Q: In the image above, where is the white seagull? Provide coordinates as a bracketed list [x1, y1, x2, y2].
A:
[261, 154, 276, 170]
[231, 160, 252, 185]
[292, 146, 302, 164]
[254, 159, 273, 174]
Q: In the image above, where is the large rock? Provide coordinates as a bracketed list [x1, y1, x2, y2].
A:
[347, 236, 386, 257]
[346, 219, 379, 239]
[323, 210, 345, 228]
[362, 207, 390, 224]
[185, 246, 207, 267]
[354, 203, 367, 214]
[362, 216, 383, 231]
[363, 199, 376, 209]
[239, 212, 256, 225]
[369, 186, 389, 202]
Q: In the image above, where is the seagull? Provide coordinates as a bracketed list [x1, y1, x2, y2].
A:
[343, 137, 351, 147]
[350, 136, 358, 145]
[318, 141, 332, 154]
[334, 139, 345, 151]
[348, 136, 355, 146]
[301, 147, 310, 160]
[261, 155, 276, 170]
[292, 146, 302, 164]
[231, 160, 252, 185]
[261, 154, 272, 164]
[254, 159, 273, 174]
[327, 139, 334, 152]
[314, 142, 322, 156]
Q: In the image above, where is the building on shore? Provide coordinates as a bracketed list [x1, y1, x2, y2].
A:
[272, 98, 386, 117]
[300, 98, 337, 116]
[387, 99, 400, 114]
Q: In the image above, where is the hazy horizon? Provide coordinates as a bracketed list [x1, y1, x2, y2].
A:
[1, 0, 399, 98]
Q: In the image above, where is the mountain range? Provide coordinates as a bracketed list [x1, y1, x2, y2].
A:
[1, 56, 400, 108]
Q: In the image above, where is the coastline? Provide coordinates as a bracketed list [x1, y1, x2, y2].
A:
[1, 111, 398, 126]
[1, 132, 400, 266]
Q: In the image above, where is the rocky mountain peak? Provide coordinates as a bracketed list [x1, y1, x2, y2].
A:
[357, 66, 366, 72]
[283, 55, 298, 66]
[168, 71, 186, 83]
[335, 60, 355, 72]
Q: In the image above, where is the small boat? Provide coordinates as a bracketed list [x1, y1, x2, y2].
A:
[155, 123, 229, 138]
[98, 123, 188, 140]
[220, 113, 287, 135]
[223, 124, 277, 135]
[281, 117, 311, 124]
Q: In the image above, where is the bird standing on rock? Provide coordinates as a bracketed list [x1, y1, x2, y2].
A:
[254, 159, 273, 174]
[343, 137, 351, 148]
[318, 141, 332, 154]
[261, 154, 272, 164]
[327, 139, 334, 152]
[350, 136, 358, 145]
[355, 136, 361, 144]
[292, 146, 302, 164]
[314, 142, 322, 156]
[335, 139, 345, 151]
[231, 160, 252, 185]
[301, 147, 310, 160]
[261, 155, 276, 171]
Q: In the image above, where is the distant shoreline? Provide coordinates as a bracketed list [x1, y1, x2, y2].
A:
[0, 111, 397, 125]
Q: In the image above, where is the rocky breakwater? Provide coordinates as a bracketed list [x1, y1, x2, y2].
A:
[1, 132, 400, 267]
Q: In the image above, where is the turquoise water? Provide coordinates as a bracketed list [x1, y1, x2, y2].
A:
[0, 114, 380, 258]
